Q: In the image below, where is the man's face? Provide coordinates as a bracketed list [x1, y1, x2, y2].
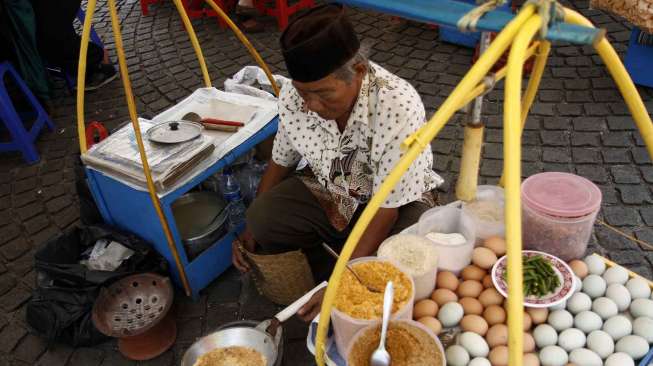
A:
[292, 70, 363, 122]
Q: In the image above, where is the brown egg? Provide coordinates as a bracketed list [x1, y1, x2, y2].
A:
[484, 236, 507, 256]
[472, 247, 498, 269]
[526, 307, 549, 325]
[523, 353, 540, 366]
[431, 289, 458, 306]
[489, 346, 509, 366]
[483, 305, 506, 326]
[523, 333, 536, 353]
[459, 297, 484, 315]
[413, 299, 438, 319]
[436, 271, 459, 291]
[417, 316, 442, 335]
[486, 324, 508, 347]
[482, 274, 494, 288]
[569, 259, 589, 279]
[479, 288, 504, 307]
[460, 314, 489, 336]
[457, 280, 483, 298]
[523, 311, 533, 331]
[462, 265, 486, 281]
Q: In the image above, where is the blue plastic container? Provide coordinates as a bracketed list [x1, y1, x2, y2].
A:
[625, 28, 653, 88]
[438, 0, 512, 48]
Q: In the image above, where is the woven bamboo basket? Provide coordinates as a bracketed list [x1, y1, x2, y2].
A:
[590, 0, 653, 33]
[243, 248, 316, 305]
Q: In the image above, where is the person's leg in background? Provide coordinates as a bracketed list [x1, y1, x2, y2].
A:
[235, 0, 264, 33]
[31, 0, 117, 91]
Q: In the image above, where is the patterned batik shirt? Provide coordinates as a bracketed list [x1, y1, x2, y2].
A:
[272, 62, 443, 231]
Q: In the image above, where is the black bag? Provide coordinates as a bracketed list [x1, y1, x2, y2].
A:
[26, 225, 168, 346]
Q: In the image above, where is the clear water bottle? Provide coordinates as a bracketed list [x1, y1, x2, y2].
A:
[220, 168, 246, 232]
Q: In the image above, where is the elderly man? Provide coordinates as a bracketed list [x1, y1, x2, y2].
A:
[232, 3, 442, 318]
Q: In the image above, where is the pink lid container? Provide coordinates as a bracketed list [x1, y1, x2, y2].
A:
[521, 172, 602, 218]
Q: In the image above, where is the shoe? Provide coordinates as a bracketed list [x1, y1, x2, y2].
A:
[83, 64, 118, 91]
[240, 18, 265, 33]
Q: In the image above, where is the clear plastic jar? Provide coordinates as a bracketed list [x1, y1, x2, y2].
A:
[521, 172, 602, 262]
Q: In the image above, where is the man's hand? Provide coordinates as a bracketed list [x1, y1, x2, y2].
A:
[297, 288, 326, 322]
[232, 229, 256, 272]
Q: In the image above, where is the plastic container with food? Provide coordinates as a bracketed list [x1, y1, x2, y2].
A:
[346, 319, 446, 366]
[377, 234, 439, 300]
[462, 185, 505, 245]
[417, 205, 476, 275]
[330, 257, 415, 356]
[521, 172, 602, 261]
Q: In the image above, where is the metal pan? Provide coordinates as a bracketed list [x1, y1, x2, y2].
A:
[181, 282, 327, 366]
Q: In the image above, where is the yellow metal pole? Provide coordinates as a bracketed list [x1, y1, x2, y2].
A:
[564, 8, 653, 162]
[455, 42, 540, 111]
[499, 39, 550, 186]
[504, 14, 542, 366]
[203, 0, 280, 96]
[108, 0, 193, 296]
[76, 0, 98, 154]
[171, 0, 212, 87]
[456, 126, 484, 201]
[314, 5, 537, 365]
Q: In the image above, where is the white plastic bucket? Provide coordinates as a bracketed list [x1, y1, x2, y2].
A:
[377, 234, 438, 301]
[417, 204, 476, 275]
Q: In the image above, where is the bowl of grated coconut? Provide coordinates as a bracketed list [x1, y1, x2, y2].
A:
[378, 234, 439, 301]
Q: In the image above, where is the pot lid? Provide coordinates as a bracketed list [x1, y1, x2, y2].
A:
[521, 172, 602, 217]
[146, 121, 202, 144]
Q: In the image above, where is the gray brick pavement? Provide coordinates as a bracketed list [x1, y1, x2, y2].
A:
[0, 0, 652, 364]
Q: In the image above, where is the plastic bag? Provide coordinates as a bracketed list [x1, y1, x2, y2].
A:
[224, 66, 290, 101]
[26, 225, 167, 346]
[461, 185, 505, 244]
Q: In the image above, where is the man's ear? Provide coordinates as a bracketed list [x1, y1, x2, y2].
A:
[353, 62, 368, 77]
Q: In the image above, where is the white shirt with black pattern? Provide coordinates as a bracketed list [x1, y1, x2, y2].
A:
[272, 62, 443, 216]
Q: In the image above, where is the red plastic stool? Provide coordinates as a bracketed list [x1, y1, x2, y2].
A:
[140, 0, 161, 15]
[254, 0, 315, 30]
[181, 0, 236, 28]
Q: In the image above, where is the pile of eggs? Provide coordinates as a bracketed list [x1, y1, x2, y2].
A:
[410, 237, 653, 366]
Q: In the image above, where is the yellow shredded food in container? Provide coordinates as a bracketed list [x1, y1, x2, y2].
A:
[334, 260, 413, 319]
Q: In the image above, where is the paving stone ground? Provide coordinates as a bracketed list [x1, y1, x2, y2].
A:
[1, 0, 653, 364]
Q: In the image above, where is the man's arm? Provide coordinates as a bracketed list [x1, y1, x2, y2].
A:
[350, 207, 398, 258]
[256, 160, 294, 196]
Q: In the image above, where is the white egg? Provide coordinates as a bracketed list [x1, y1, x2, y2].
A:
[438, 302, 464, 328]
[468, 358, 491, 366]
[567, 292, 592, 314]
[604, 352, 635, 366]
[591, 297, 618, 320]
[459, 332, 489, 358]
[603, 315, 633, 341]
[630, 298, 653, 318]
[615, 335, 650, 359]
[557, 328, 586, 352]
[586, 330, 614, 359]
[606, 283, 632, 312]
[446, 345, 470, 366]
[539, 345, 568, 366]
[548, 310, 574, 332]
[582, 275, 607, 299]
[584, 255, 606, 275]
[568, 348, 603, 366]
[549, 300, 567, 311]
[573, 276, 583, 294]
[574, 311, 603, 333]
[632, 317, 653, 343]
[534, 324, 559, 348]
[602, 266, 629, 285]
[626, 277, 651, 299]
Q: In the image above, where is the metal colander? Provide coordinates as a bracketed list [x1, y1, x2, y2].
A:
[92, 273, 173, 338]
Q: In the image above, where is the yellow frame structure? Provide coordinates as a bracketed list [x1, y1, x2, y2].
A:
[75, 2, 653, 365]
